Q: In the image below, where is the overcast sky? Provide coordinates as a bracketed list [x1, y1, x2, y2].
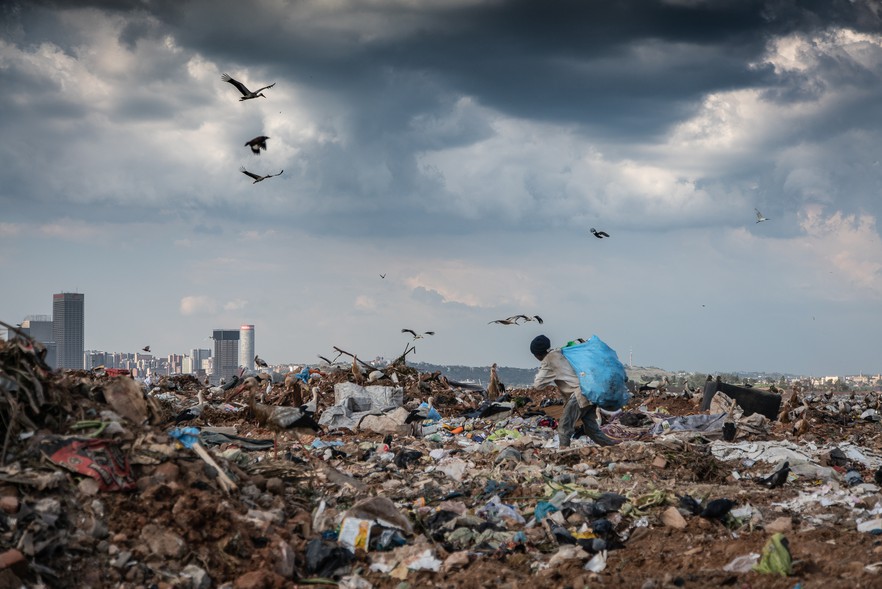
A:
[3, 0, 882, 376]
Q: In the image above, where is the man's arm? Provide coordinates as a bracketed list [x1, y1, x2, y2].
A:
[533, 358, 558, 389]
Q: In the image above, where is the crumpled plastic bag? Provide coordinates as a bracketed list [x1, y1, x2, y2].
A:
[561, 336, 630, 410]
[752, 533, 792, 576]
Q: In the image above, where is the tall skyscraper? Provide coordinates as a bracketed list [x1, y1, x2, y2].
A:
[239, 324, 255, 370]
[211, 329, 240, 385]
[53, 292, 84, 370]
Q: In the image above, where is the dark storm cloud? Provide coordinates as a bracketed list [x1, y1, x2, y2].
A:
[114, 0, 876, 137]
[2, 0, 881, 236]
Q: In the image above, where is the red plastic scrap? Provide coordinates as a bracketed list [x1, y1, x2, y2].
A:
[40, 436, 136, 491]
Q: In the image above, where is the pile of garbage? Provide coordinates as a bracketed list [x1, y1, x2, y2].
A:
[3, 336, 882, 589]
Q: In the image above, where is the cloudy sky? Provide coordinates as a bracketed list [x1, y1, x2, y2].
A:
[2, 0, 882, 376]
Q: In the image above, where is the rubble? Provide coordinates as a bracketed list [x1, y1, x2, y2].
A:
[2, 334, 882, 588]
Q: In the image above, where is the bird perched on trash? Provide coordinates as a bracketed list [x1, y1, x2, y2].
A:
[172, 391, 206, 424]
[401, 328, 435, 340]
[222, 73, 275, 101]
[244, 135, 269, 155]
[700, 498, 736, 521]
[677, 494, 703, 516]
[792, 401, 810, 437]
[405, 397, 435, 424]
[755, 208, 769, 223]
[240, 167, 283, 184]
[142, 345, 151, 353]
[546, 520, 576, 545]
[590, 228, 610, 238]
[255, 355, 269, 369]
[488, 363, 502, 400]
[351, 355, 364, 385]
[757, 461, 790, 489]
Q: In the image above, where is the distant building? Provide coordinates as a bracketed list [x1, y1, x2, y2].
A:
[239, 324, 255, 371]
[167, 354, 183, 375]
[53, 292, 84, 370]
[188, 348, 211, 376]
[212, 329, 240, 385]
[20, 315, 56, 367]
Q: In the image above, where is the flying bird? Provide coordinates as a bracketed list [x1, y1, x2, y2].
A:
[245, 136, 269, 155]
[254, 355, 269, 369]
[402, 329, 435, 340]
[510, 314, 544, 325]
[380, 273, 386, 279]
[221, 73, 276, 101]
[488, 318, 518, 325]
[590, 228, 610, 238]
[755, 208, 769, 223]
[141, 346, 151, 353]
[240, 166, 283, 183]
[756, 461, 790, 489]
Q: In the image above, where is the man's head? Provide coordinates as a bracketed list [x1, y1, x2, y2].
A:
[530, 334, 551, 361]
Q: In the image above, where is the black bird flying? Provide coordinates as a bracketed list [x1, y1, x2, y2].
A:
[245, 135, 269, 155]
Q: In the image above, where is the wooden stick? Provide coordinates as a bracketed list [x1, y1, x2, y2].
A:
[191, 442, 238, 494]
[331, 347, 376, 371]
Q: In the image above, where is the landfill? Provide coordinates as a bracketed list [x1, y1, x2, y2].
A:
[2, 336, 882, 588]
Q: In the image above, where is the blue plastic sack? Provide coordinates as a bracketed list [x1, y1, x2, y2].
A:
[560, 336, 631, 410]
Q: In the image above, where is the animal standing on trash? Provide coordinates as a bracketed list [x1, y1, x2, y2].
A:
[757, 461, 790, 489]
[172, 391, 206, 424]
[530, 334, 618, 448]
[255, 355, 269, 369]
[487, 363, 504, 399]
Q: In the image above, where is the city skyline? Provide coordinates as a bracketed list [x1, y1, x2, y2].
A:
[3, 3, 882, 375]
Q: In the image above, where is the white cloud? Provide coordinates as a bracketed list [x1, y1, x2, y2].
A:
[0, 223, 22, 238]
[797, 205, 882, 295]
[354, 295, 376, 310]
[180, 295, 218, 315]
[404, 261, 536, 309]
[223, 299, 248, 311]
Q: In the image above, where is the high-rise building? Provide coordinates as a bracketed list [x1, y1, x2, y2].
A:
[239, 324, 255, 370]
[189, 348, 211, 376]
[211, 329, 240, 385]
[53, 292, 84, 370]
[21, 315, 56, 368]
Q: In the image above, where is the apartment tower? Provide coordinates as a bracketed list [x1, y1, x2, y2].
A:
[53, 292, 84, 370]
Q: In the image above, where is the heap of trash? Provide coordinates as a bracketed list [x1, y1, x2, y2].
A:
[2, 336, 882, 589]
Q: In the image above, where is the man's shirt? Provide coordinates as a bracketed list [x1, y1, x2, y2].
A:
[533, 349, 590, 407]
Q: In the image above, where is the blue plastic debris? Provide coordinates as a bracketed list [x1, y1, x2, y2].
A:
[168, 426, 200, 449]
